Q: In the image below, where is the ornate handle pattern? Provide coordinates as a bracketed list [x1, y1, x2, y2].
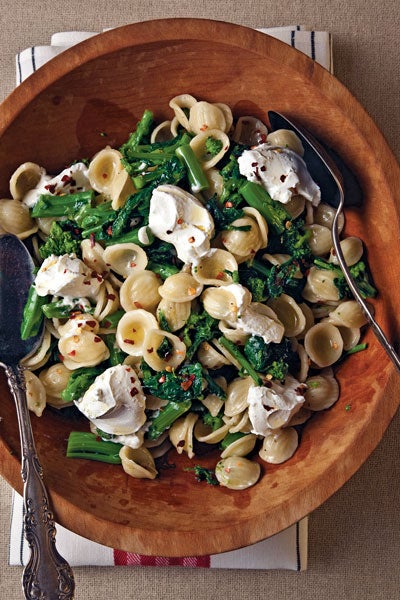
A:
[6, 364, 75, 600]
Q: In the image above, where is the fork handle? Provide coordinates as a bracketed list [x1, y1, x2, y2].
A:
[6, 363, 75, 600]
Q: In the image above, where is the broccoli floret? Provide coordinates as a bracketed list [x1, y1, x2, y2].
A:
[205, 136, 223, 157]
[279, 219, 313, 262]
[181, 310, 220, 360]
[39, 221, 82, 259]
[313, 258, 377, 299]
[132, 155, 186, 190]
[243, 336, 299, 381]
[237, 264, 269, 302]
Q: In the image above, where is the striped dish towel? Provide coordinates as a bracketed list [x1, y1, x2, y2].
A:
[10, 25, 331, 570]
[16, 25, 333, 85]
[9, 490, 308, 569]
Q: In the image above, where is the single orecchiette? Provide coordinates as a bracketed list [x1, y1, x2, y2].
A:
[314, 202, 345, 232]
[190, 129, 230, 170]
[58, 328, 110, 370]
[119, 446, 157, 479]
[81, 239, 109, 276]
[120, 270, 161, 313]
[327, 300, 368, 328]
[304, 224, 333, 256]
[220, 433, 258, 459]
[267, 293, 306, 338]
[304, 370, 340, 411]
[196, 341, 232, 369]
[25, 370, 47, 417]
[116, 309, 158, 356]
[156, 298, 191, 332]
[142, 328, 187, 371]
[192, 249, 238, 287]
[266, 129, 304, 156]
[259, 428, 298, 464]
[232, 116, 269, 146]
[0, 198, 38, 239]
[169, 413, 199, 459]
[158, 272, 203, 303]
[88, 146, 135, 209]
[302, 266, 340, 302]
[224, 376, 256, 417]
[188, 100, 232, 134]
[329, 236, 363, 267]
[9, 162, 45, 201]
[201, 284, 252, 321]
[215, 456, 261, 490]
[169, 94, 198, 131]
[103, 243, 148, 278]
[304, 322, 344, 367]
[38, 362, 73, 402]
[221, 215, 264, 262]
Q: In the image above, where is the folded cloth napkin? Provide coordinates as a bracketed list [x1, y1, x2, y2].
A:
[16, 25, 333, 85]
[9, 490, 308, 569]
[9, 25, 331, 571]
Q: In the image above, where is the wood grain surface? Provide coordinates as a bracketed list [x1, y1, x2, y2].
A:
[0, 19, 398, 556]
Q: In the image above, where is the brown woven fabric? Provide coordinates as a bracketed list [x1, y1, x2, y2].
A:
[0, 1, 399, 598]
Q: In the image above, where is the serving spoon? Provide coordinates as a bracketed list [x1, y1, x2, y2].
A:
[268, 111, 400, 373]
[0, 233, 75, 599]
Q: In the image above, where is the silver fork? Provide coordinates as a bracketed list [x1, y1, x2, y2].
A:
[268, 112, 400, 373]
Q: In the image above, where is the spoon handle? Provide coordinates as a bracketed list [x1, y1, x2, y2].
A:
[5, 363, 75, 600]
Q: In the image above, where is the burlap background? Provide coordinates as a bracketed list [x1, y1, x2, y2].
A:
[0, 1, 398, 598]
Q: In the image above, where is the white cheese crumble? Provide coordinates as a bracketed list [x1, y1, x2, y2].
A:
[232, 302, 285, 344]
[75, 364, 147, 436]
[22, 162, 90, 208]
[148, 184, 214, 265]
[247, 375, 306, 436]
[34, 253, 102, 300]
[238, 143, 321, 206]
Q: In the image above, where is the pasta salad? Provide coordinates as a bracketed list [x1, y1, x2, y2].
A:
[2, 95, 376, 490]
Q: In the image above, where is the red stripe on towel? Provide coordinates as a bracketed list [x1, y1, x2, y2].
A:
[113, 550, 210, 567]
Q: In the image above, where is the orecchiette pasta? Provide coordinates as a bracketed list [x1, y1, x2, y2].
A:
[15, 95, 377, 492]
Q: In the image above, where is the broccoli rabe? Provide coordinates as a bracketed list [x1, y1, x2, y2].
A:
[218, 144, 248, 206]
[250, 257, 305, 301]
[66, 432, 122, 464]
[181, 310, 220, 360]
[240, 180, 291, 235]
[202, 411, 224, 431]
[39, 221, 82, 258]
[20, 284, 48, 340]
[313, 258, 377, 299]
[146, 399, 192, 440]
[243, 336, 299, 381]
[205, 196, 245, 230]
[145, 240, 181, 279]
[61, 366, 104, 403]
[31, 190, 95, 218]
[185, 465, 219, 485]
[142, 361, 204, 403]
[278, 218, 313, 262]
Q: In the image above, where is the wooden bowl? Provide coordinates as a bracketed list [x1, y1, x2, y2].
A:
[0, 19, 398, 557]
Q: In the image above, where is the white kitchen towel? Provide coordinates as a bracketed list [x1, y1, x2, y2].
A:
[15, 25, 333, 85]
[9, 24, 330, 571]
[9, 490, 308, 569]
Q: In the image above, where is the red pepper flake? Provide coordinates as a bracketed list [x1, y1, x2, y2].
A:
[147, 347, 154, 353]
[102, 172, 109, 179]
[83, 280, 91, 285]
[188, 236, 195, 244]
[280, 174, 287, 182]
[61, 174, 76, 186]
[67, 350, 76, 356]
[216, 271, 225, 280]
[86, 320, 97, 328]
[260, 165, 267, 172]
[130, 387, 139, 396]
[259, 133, 267, 143]
[134, 301, 143, 309]
[180, 379, 193, 391]
[93, 336, 102, 343]
[106, 293, 116, 301]
[130, 262, 137, 268]
[200, 124, 208, 131]
[44, 183, 57, 194]
[107, 225, 113, 236]
[123, 338, 135, 345]
[58, 353, 64, 362]
[177, 440, 185, 447]
[89, 232, 96, 247]
[177, 218, 183, 224]
[130, 377, 136, 383]
[103, 320, 111, 329]
[158, 375, 166, 383]
[225, 201, 233, 208]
